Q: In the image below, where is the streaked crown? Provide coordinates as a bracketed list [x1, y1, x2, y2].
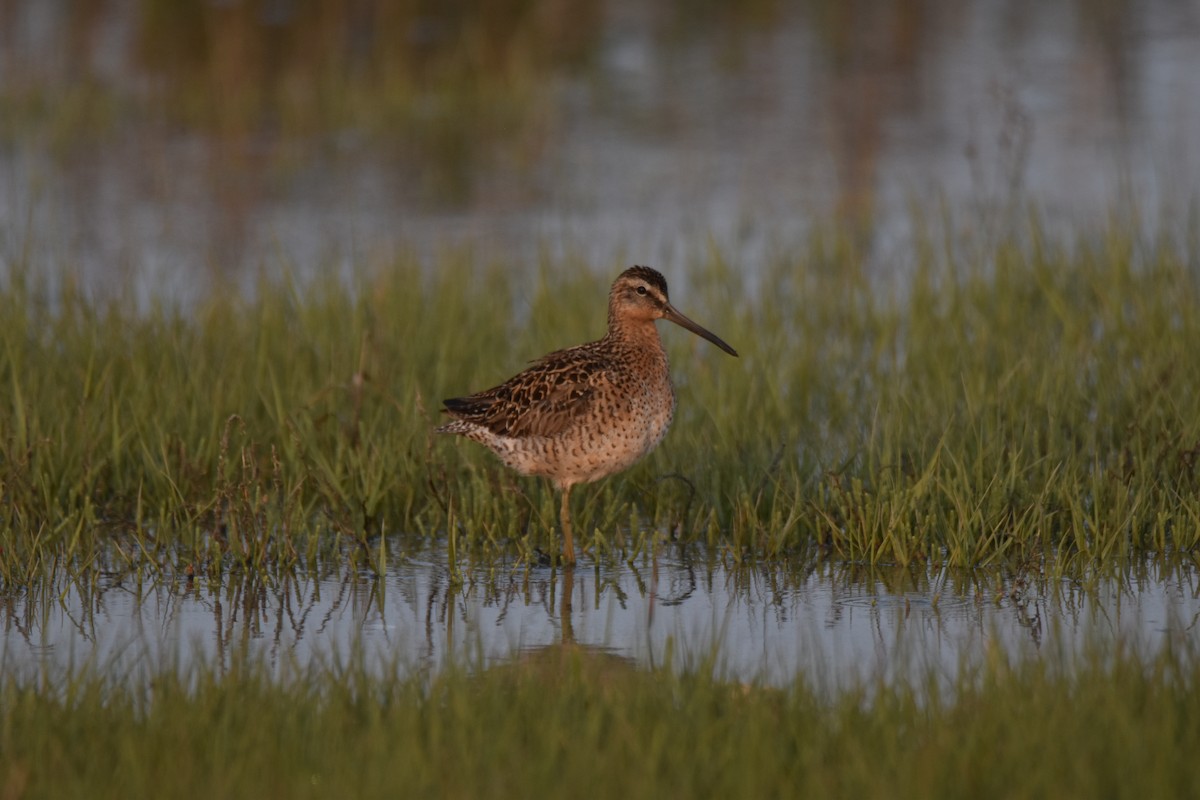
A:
[619, 266, 669, 297]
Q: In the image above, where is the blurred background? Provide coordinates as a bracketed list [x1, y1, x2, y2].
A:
[1, 0, 1197, 300]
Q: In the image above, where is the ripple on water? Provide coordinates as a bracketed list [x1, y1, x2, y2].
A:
[2, 545, 1199, 689]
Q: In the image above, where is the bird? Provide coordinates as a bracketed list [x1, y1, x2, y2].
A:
[436, 266, 738, 564]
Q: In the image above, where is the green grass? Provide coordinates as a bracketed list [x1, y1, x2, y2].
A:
[3, 222, 1200, 797]
[1, 636, 1198, 799]
[2, 222, 1200, 587]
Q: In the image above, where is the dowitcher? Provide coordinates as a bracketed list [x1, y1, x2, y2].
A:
[437, 266, 737, 564]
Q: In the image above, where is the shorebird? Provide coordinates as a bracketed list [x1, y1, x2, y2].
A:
[437, 266, 738, 564]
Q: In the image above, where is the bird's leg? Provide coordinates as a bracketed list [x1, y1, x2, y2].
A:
[559, 484, 576, 565]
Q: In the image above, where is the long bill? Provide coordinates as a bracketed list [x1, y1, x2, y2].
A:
[662, 304, 739, 357]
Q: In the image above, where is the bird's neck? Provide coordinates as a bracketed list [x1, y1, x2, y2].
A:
[605, 317, 666, 354]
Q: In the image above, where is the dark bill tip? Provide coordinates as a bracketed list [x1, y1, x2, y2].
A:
[663, 305, 739, 357]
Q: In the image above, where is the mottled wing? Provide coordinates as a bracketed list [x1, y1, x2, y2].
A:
[442, 344, 609, 438]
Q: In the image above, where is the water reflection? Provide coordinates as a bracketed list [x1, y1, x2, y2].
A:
[4, 545, 1199, 689]
[2, 1, 1197, 300]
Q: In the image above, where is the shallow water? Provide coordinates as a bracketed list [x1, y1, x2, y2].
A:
[3, 1, 1199, 303]
[4, 2, 1200, 690]
[5, 545, 1198, 689]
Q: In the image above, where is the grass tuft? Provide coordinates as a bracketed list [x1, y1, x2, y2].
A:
[1, 635, 1198, 799]
[2, 222, 1200, 587]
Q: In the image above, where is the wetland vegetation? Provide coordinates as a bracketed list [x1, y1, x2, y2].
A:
[4, 637, 1200, 799]
[4, 224, 1200, 797]
[3, 227, 1199, 581]
[4, 1, 1200, 796]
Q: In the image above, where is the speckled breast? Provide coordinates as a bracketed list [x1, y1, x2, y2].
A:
[555, 384, 675, 485]
[504, 364, 677, 488]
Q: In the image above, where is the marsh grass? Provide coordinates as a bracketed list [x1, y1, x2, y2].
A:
[1, 634, 1198, 799]
[2, 223, 1200, 588]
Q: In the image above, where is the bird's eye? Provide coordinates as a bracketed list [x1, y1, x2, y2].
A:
[636, 286, 648, 296]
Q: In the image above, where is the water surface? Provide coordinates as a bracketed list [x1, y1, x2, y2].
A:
[3, 1, 1198, 302]
[6, 545, 1198, 689]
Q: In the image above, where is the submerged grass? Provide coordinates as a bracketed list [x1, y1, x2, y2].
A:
[2, 223, 1200, 584]
[4, 223, 1200, 798]
[1, 638, 1198, 799]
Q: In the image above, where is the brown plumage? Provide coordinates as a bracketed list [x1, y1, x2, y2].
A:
[437, 266, 737, 564]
